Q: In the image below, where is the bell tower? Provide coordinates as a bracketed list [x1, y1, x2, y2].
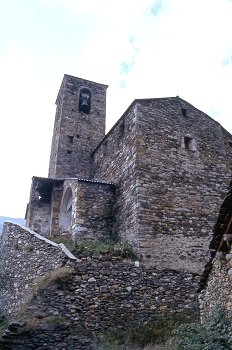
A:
[48, 74, 108, 178]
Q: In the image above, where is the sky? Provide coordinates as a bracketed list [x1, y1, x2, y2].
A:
[1, 0, 232, 218]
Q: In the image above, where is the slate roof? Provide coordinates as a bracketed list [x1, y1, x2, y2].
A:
[32, 176, 114, 186]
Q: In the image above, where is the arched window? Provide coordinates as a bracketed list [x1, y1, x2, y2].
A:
[59, 187, 73, 231]
[78, 88, 91, 114]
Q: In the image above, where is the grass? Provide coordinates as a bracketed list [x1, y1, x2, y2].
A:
[51, 237, 138, 260]
[100, 313, 194, 349]
[34, 266, 74, 291]
[25, 315, 63, 331]
[0, 316, 8, 336]
[15, 267, 74, 321]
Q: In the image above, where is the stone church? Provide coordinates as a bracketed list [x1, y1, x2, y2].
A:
[26, 74, 232, 275]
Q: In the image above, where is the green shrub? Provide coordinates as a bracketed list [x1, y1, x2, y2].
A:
[127, 313, 193, 346]
[0, 316, 8, 336]
[51, 237, 138, 260]
[100, 313, 192, 348]
[100, 336, 126, 350]
[169, 307, 232, 350]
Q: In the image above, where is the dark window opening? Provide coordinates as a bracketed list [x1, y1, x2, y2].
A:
[119, 122, 125, 137]
[78, 88, 91, 114]
[228, 141, 232, 148]
[68, 136, 74, 144]
[181, 108, 187, 117]
[35, 182, 53, 204]
[184, 136, 196, 151]
[67, 150, 72, 155]
[76, 134, 80, 138]
[184, 136, 192, 150]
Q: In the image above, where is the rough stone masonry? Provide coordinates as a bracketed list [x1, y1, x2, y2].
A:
[2, 73, 232, 346]
[0, 223, 199, 326]
[26, 74, 232, 275]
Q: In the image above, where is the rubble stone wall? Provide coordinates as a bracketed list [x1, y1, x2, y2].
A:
[48, 75, 107, 179]
[0, 222, 75, 316]
[133, 98, 232, 272]
[26, 179, 52, 237]
[92, 106, 139, 245]
[0, 223, 199, 326]
[71, 180, 115, 240]
[199, 253, 232, 319]
[92, 98, 232, 273]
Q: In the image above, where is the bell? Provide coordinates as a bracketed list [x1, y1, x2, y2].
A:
[81, 98, 88, 106]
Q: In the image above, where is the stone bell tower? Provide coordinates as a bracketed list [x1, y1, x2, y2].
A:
[48, 74, 108, 178]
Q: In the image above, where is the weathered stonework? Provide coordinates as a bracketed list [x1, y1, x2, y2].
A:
[0, 222, 76, 316]
[26, 177, 63, 236]
[198, 182, 232, 320]
[92, 98, 232, 273]
[20, 74, 232, 340]
[48, 75, 107, 179]
[92, 107, 139, 246]
[26, 177, 115, 239]
[199, 253, 232, 320]
[0, 223, 199, 327]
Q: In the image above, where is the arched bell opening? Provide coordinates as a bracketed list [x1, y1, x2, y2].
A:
[78, 88, 91, 114]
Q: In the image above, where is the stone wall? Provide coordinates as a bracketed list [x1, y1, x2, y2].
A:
[92, 97, 232, 272]
[26, 177, 63, 237]
[199, 253, 232, 320]
[135, 98, 232, 273]
[198, 182, 232, 320]
[48, 74, 107, 179]
[0, 222, 76, 316]
[23, 256, 199, 332]
[0, 223, 200, 326]
[71, 179, 115, 240]
[26, 177, 115, 240]
[0, 322, 99, 350]
[92, 106, 139, 245]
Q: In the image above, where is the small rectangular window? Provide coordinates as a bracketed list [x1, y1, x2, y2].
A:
[181, 108, 187, 117]
[67, 150, 72, 155]
[68, 136, 74, 144]
[184, 136, 192, 149]
[119, 122, 125, 139]
[184, 136, 196, 151]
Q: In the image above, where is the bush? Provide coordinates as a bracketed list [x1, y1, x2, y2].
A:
[51, 237, 138, 260]
[169, 307, 232, 350]
[0, 316, 8, 336]
[100, 313, 192, 349]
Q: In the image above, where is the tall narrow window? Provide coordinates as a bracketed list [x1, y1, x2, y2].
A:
[78, 88, 91, 114]
[181, 108, 187, 117]
[119, 121, 125, 137]
[68, 135, 74, 144]
[184, 136, 192, 149]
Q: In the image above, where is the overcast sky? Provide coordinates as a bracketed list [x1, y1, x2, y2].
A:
[1, 0, 232, 218]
